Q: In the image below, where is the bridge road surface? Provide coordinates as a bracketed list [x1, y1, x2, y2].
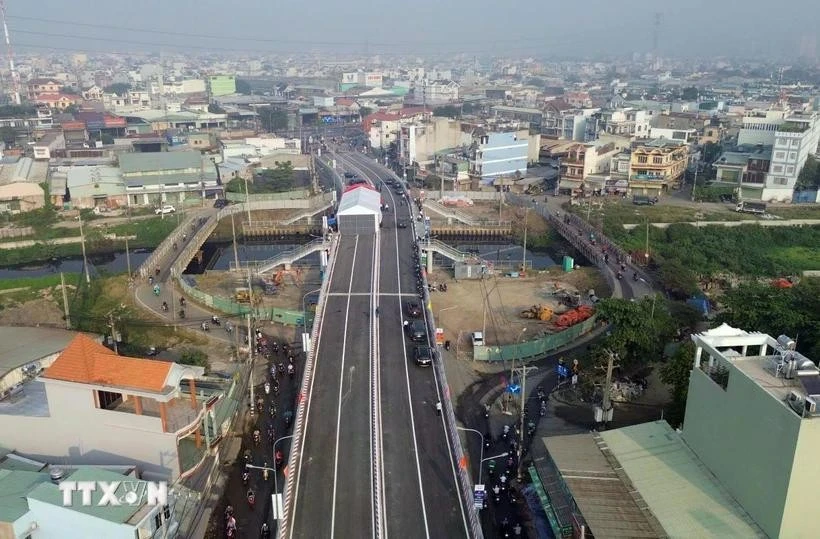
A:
[351, 151, 470, 537]
[289, 233, 378, 538]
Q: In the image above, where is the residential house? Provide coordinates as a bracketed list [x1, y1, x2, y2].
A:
[491, 106, 543, 129]
[0, 333, 218, 482]
[81, 85, 104, 101]
[33, 132, 66, 160]
[119, 150, 221, 207]
[34, 93, 80, 111]
[363, 108, 431, 150]
[654, 111, 710, 132]
[27, 78, 64, 101]
[558, 140, 626, 194]
[0, 157, 48, 213]
[398, 117, 473, 169]
[542, 108, 599, 141]
[0, 462, 180, 539]
[713, 144, 772, 194]
[187, 132, 216, 151]
[597, 108, 652, 138]
[628, 139, 689, 195]
[411, 80, 459, 105]
[648, 127, 697, 145]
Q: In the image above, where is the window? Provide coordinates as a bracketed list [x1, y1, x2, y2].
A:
[637, 155, 647, 164]
[788, 152, 797, 160]
[773, 165, 783, 173]
[775, 151, 785, 159]
[777, 137, 787, 146]
[774, 177, 788, 185]
[154, 512, 162, 531]
[652, 156, 663, 164]
[786, 166, 794, 174]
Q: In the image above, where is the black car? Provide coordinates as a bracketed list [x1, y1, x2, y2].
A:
[405, 301, 422, 318]
[405, 319, 427, 342]
[413, 345, 434, 367]
[397, 220, 408, 229]
[213, 198, 229, 208]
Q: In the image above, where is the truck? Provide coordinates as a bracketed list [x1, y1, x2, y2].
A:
[735, 201, 767, 215]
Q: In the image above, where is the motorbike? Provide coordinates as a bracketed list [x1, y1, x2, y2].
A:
[161, 301, 168, 312]
[275, 450, 284, 468]
[284, 410, 293, 428]
[264, 382, 270, 395]
[277, 362, 285, 375]
[256, 399, 263, 413]
[272, 382, 280, 396]
[242, 471, 249, 485]
[179, 297, 186, 307]
[211, 316, 221, 326]
[178, 309, 186, 319]
[247, 489, 255, 509]
[253, 430, 260, 446]
[201, 322, 210, 332]
[287, 363, 295, 377]
[633, 272, 639, 282]
[261, 523, 270, 538]
[225, 322, 233, 333]
[153, 285, 161, 296]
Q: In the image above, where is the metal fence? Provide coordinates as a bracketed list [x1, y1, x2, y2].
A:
[177, 277, 306, 325]
[472, 315, 599, 362]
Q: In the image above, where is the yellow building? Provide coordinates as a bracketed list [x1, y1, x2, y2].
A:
[628, 139, 688, 196]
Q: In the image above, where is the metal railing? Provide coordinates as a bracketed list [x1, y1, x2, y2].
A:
[231, 237, 328, 273]
[280, 202, 334, 225]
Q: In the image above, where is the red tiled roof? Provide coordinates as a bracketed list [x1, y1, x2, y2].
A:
[335, 97, 355, 106]
[42, 334, 173, 393]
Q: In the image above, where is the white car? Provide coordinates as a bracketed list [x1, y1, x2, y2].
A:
[155, 205, 176, 215]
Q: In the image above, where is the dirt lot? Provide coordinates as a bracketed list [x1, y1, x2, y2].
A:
[0, 297, 66, 327]
[426, 265, 608, 357]
[192, 266, 323, 310]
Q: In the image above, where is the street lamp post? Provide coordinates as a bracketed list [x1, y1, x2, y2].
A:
[457, 427, 484, 483]
[481, 451, 509, 484]
[272, 434, 294, 519]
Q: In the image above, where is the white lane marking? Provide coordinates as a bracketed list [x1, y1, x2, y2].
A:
[371, 233, 387, 539]
[287, 235, 341, 539]
[368, 156, 431, 538]
[330, 235, 359, 538]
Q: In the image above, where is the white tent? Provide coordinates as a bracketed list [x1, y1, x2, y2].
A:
[337, 186, 382, 234]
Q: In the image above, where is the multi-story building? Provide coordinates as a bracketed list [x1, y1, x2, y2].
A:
[398, 117, 473, 168]
[597, 108, 651, 138]
[713, 144, 773, 192]
[469, 130, 530, 181]
[26, 78, 64, 101]
[685, 324, 820, 539]
[0, 333, 216, 482]
[411, 80, 459, 105]
[648, 127, 697, 145]
[654, 111, 711, 132]
[628, 139, 688, 196]
[541, 109, 598, 142]
[766, 112, 820, 201]
[737, 108, 789, 146]
[363, 108, 431, 150]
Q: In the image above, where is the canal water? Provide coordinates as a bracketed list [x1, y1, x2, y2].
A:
[0, 239, 562, 279]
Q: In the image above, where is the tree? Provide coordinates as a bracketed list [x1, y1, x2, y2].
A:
[358, 106, 373, 119]
[63, 104, 80, 115]
[660, 341, 695, 427]
[718, 280, 820, 358]
[681, 86, 699, 100]
[178, 348, 208, 367]
[259, 107, 288, 132]
[235, 79, 252, 95]
[658, 259, 699, 300]
[103, 83, 131, 95]
[0, 104, 36, 118]
[0, 126, 17, 145]
[433, 105, 460, 118]
[208, 103, 226, 114]
[594, 296, 675, 367]
[797, 155, 820, 189]
[701, 141, 723, 164]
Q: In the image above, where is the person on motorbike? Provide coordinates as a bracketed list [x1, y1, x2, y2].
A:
[161, 301, 168, 312]
[261, 523, 270, 538]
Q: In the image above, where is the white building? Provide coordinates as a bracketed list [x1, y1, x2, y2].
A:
[0, 334, 213, 482]
[157, 79, 206, 95]
[736, 108, 820, 201]
[648, 127, 697, 145]
[413, 80, 460, 105]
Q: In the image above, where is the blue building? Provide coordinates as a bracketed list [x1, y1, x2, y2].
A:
[469, 131, 529, 181]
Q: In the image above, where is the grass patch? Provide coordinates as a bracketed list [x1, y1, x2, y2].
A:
[108, 217, 178, 247]
[767, 206, 820, 219]
[770, 246, 820, 270]
[0, 273, 70, 291]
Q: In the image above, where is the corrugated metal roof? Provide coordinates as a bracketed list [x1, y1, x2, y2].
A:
[600, 421, 766, 538]
[0, 469, 50, 522]
[0, 327, 81, 377]
[119, 151, 202, 174]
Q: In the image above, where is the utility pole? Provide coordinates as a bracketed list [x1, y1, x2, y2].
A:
[60, 272, 70, 329]
[125, 235, 132, 279]
[521, 206, 529, 273]
[231, 212, 240, 272]
[78, 215, 90, 284]
[512, 365, 538, 480]
[595, 350, 621, 427]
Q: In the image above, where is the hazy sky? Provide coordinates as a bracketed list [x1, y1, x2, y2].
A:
[7, 0, 820, 59]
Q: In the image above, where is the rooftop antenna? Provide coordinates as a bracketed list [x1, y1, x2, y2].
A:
[0, 0, 20, 104]
[652, 12, 663, 71]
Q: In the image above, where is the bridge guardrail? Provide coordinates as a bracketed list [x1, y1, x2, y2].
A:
[281, 233, 339, 539]
[414, 223, 483, 539]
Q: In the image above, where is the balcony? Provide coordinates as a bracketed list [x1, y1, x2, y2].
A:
[113, 395, 203, 434]
[631, 174, 665, 181]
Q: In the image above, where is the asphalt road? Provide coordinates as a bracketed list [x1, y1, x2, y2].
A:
[289, 233, 377, 538]
[287, 152, 469, 538]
